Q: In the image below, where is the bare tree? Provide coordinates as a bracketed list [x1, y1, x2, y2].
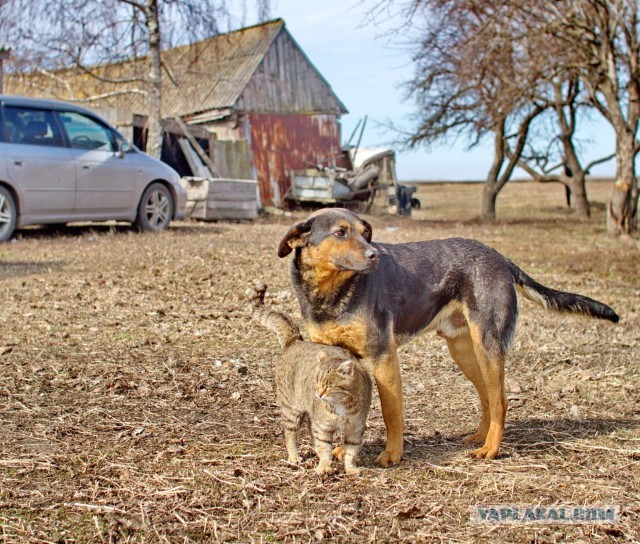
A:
[391, 0, 547, 219]
[372, 0, 638, 228]
[0, 0, 270, 158]
[516, 76, 615, 218]
[537, 0, 639, 235]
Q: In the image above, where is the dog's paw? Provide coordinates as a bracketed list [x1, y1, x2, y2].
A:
[374, 448, 403, 467]
[332, 446, 345, 461]
[472, 444, 500, 460]
[462, 431, 487, 444]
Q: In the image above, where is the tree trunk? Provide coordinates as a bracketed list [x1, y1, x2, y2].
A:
[482, 182, 499, 220]
[607, 135, 636, 235]
[481, 106, 543, 221]
[563, 134, 590, 218]
[569, 171, 590, 218]
[145, 0, 163, 159]
[481, 122, 505, 220]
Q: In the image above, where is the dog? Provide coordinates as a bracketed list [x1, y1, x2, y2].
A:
[277, 208, 618, 466]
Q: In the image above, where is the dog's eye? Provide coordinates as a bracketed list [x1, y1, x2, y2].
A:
[334, 228, 347, 238]
[362, 229, 369, 239]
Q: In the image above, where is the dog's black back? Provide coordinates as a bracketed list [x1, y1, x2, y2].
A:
[285, 213, 618, 359]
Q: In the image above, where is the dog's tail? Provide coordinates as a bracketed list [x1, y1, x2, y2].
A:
[511, 263, 619, 323]
[246, 283, 303, 349]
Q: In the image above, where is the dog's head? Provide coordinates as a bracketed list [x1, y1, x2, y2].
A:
[278, 209, 379, 273]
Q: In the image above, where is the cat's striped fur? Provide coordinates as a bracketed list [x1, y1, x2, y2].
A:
[248, 284, 372, 475]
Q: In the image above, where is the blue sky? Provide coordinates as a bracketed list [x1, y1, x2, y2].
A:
[238, 1, 617, 181]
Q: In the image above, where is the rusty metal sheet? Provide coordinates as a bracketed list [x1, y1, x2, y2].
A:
[248, 113, 342, 207]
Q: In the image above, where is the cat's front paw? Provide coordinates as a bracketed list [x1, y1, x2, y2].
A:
[287, 454, 303, 465]
[314, 462, 332, 476]
[344, 466, 360, 476]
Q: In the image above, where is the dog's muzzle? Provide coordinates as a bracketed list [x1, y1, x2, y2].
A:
[336, 246, 379, 272]
[365, 248, 379, 263]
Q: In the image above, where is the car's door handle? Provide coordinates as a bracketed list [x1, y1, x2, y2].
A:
[13, 160, 23, 166]
[82, 165, 91, 169]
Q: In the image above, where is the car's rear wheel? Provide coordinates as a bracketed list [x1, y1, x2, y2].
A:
[135, 183, 174, 232]
[0, 186, 17, 242]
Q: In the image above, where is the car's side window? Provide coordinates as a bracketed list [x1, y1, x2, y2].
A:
[2, 106, 64, 147]
[59, 112, 115, 152]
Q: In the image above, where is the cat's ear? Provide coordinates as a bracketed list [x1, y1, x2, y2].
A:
[339, 360, 355, 376]
[316, 350, 332, 364]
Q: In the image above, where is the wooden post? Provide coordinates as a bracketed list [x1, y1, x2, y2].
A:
[0, 48, 11, 95]
[173, 116, 219, 177]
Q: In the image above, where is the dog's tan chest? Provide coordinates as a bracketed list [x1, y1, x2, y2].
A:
[305, 318, 371, 359]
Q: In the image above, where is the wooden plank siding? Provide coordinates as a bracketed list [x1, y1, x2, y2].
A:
[210, 140, 254, 180]
[237, 29, 346, 115]
[201, 27, 348, 207]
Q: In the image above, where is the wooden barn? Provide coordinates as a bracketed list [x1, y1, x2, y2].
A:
[6, 19, 349, 208]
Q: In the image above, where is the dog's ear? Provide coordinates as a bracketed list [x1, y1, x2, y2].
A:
[360, 217, 373, 243]
[277, 219, 312, 258]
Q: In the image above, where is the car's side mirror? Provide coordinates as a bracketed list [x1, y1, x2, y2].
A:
[116, 138, 132, 158]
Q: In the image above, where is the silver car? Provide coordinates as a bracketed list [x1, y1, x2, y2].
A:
[0, 95, 186, 241]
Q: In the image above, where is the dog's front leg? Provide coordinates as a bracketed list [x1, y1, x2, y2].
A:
[371, 349, 404, 467]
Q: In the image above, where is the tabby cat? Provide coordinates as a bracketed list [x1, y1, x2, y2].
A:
[248, 284, 372, 475]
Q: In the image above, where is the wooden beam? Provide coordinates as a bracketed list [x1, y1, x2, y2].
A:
[173, 116, 219, 177]
[178, 139, 211, 178]
[161, 117, 210, 139]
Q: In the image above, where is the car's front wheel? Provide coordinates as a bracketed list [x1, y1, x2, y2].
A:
[135, 182, 174, 233]
[0, 186, 17, 242]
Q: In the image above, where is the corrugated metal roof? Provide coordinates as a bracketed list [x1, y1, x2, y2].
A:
[161, 19, 283, 116]
[6, 19, 347, 119]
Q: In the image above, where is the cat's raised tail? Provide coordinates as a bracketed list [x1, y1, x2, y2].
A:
[247, 284, 303, 349]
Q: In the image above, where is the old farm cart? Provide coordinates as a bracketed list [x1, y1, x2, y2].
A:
[289, 148, 398, 211]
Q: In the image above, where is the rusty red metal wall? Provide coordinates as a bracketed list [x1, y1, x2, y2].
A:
[247, 113, 342, 207]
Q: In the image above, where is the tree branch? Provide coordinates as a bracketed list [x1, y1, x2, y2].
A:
[585, 152, 615, 174]
[116, 0, 145, 12]
[513, 155, 565, 184]
[161, 60, 179, 87]
[75, 60, 147, 86]
[58, 89, 149, 102]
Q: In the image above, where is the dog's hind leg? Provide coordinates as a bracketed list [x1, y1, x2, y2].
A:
[445, 331, 490, 444]
[467, 322, 508, 460]
[371, 348, 405, 467]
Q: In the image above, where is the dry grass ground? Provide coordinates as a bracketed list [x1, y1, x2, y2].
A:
[0, 180, 638, 543]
